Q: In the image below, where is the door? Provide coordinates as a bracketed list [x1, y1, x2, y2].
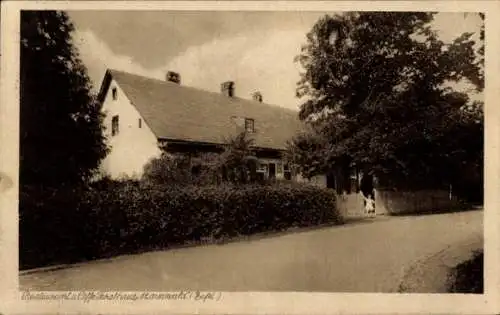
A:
[327, 173, 336, 190]
[268, 163, 276, 179]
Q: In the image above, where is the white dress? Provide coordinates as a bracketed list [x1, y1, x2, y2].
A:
[364, 197, 376, 216]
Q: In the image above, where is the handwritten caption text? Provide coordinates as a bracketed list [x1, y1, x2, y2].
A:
[21, 290, 222, 303]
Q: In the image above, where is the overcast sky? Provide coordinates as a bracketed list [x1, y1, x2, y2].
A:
[69, 11, 483, 110]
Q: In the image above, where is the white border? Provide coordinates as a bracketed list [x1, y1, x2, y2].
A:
[1, 1, 499, 314]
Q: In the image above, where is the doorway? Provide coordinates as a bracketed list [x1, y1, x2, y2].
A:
[268, 163, 276, 179]
[327, 173, 336, 190]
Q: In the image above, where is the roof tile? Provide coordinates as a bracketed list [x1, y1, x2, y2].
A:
[108, 69, 303, 150]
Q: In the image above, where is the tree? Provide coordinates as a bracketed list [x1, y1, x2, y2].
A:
[218, 131, 259, 184]
[290, 12, 483, 190]
[20, 11, 108, 187]
[142, 153, 193, 185]
[469, 12, 484, 91]
[198, 131, 259, 185]
[143, 132, 259, 186]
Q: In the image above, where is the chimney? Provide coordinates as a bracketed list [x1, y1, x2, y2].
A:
[252, 91, 263, 103]
[166, 71, 181, 84]
[221, 81, 235, 97]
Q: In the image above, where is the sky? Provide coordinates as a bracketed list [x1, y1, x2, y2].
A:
[68, 11, 484, 110]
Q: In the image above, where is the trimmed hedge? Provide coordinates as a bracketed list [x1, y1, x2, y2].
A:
[19, 184, 91, 268]
[19, 181, 341, 269]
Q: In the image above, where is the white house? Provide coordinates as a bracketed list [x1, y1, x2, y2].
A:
[96, 68, 460, 216]
[97, 69, 315, 182]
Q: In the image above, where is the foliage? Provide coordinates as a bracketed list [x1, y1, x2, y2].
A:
[142, 153, 195, 185]
[218, 131, 260, 184]
[143, 131, 261, 185]
[19, 184, 92, 268]
[19, 181, 341, 269]
[289, 12, 484, 190]
[474, 13, 485, 91]
[20, 11, 108, 187]
[447, 250, 483, 293]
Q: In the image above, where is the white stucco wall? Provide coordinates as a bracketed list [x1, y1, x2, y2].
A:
[334, 189, 461, 218]
[335, 192, 366, 217]
[374, 189, 460, 215]
[99, 80, 162, 179]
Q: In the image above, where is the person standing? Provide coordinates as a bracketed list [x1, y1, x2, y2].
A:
[360, 171, 376, 215]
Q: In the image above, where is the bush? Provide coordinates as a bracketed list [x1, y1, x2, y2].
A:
[447, 250, 483, 293]
[142, 153, 194, 185]
[142, 132, 265, 186]
[19, 180, 342, 269]
[19, 184, 93, 269]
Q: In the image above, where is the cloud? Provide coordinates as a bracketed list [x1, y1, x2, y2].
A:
[72, 30, 165, 90]
[73, 28, 308, 109]
[164, 30, 308, 109]
[73, 13, 483, 107]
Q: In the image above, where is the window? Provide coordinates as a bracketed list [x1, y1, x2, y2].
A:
[245, 118, 254, 133]
[268, 163, 276, 179]
[257, 162, 268, 180]
[257, 162, 268, 173]
[112, 87, 117, 100]
[138, 118, 142, 128]
[111, 115, 119, 136]
[257, 162, 279, 180]
[276, 162, 283, 175]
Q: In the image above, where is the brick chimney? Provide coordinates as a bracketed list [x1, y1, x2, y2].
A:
[166, 71, 181, 84]
[221, 81, 235, 97]
[252, 91, 263, 103]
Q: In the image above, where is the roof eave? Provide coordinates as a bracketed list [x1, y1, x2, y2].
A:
[158, 137, 287, 152]
[97, 69, 113, 103]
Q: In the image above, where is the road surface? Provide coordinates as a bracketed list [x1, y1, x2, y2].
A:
[19, 210, 483, 292]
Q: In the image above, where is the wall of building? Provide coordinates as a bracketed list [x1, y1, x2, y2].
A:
[99, 80, 162, 179]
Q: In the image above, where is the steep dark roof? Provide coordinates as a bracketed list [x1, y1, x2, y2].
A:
[98, 69, 303, 150]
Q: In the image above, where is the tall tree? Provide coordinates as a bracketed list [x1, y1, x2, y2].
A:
[289, 12, 483, 190]
[476, 12, 485, 91]
[20, 11, 108, 187]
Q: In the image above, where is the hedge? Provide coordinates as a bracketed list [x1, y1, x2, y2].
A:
[19, 181, 341, 270]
